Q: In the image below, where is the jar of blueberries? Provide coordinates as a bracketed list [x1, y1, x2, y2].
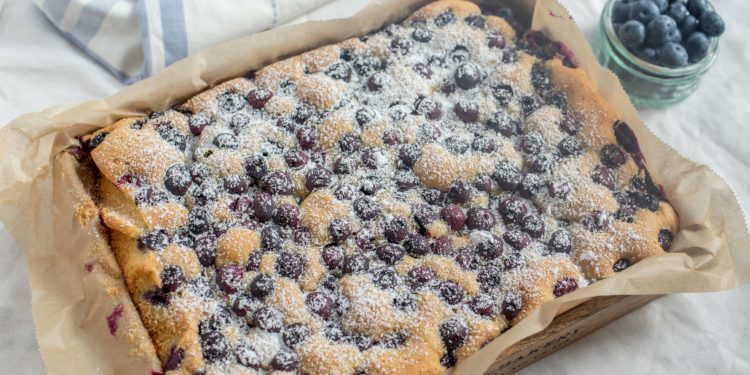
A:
[597, 0, 724, 107]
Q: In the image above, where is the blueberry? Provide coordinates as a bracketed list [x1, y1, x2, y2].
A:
[659, 42, 688, 67]
[628, 0, 660, 25]
[666, 2, 689, 23]
[647, 15, 681, 47]
[685, 32, 710, 62]
[652, 0, 668, 13]
[618, 20, 646, 48]
[635, 46, 659, 63]
[700, 11, 725, 37]
[679, 15, 699, 36]
[686, 0, 707, 18]
[612, 1, 633, 23]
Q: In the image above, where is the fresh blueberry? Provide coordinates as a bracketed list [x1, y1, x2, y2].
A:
[612, 1, 633, 23]
[618, 20, 646, 48]
[686, 0, 707, 18]
[635, 46, 659, 63]
[666, 2, 689, 23]
[628, 0, 660, 25]
[652, 0, 668, 13]
[700, 11, 725, 37]
[659, 42, 688, 67]
[679, 15, 699, 36]
[684, 32, 710, 62]
[646, 15, 681, 47]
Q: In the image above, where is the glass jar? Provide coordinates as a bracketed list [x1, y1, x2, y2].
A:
[596, 0, 719, 108]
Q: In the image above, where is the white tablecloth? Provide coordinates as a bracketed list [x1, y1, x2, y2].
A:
[1, 0, 748, 373]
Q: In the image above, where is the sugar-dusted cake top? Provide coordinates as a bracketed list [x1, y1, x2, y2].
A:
[86, 1, 678, 374]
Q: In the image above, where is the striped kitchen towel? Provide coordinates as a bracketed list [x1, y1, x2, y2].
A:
[35, 0, 335, 84]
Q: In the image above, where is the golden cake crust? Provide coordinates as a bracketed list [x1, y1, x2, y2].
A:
[86, 1, 678, 374]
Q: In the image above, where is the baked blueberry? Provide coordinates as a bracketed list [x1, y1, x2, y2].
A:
[613, 258, 632, 272]
[250, 274, 275, 299]
[328, 219, 351, 243]
[440, 204, 466, 231]
[553, 277, 578, 297]
[321, 245, 344, 270]
[213, 133, 239, 149]
[448, 181, 471, 203]
[434, 11, 456, 27]
[521, 214, 545, 238]
[189, 113, 210, 135]
[216, 264, 244, 294]
[440, 318, 468, 350]
[276, 252, 305, 280]
[503, 230, 531, 250]
[431, 236, 454, 256]
[283, 323, 311, 349]
[200, 330, 230, 362]
[406, 265, 434, 289]
[501, 294, 523, 321]
[414, 96, 442, 120]
[306, 167, 333, 191]
[453, 100, 479, 123]
[659, 229, 674, 251]
[490, 84, 514, 108]
[412, 27, 433, 42]
[306, 291, 334, 319]
[454, 63, 482, 90]
[376, 244, 406, 265]
[383, 216, 408, 243]
[261, 172, 295, 195]
[498, 196, 528, 224]
[325, 61, 352, 82]
[439, 280, 465, 304]
[404, 233, 430, 257]
[466, 208, 496, 231]
[194, 235, 217, 266]
[558, 136, 583, 157]
[354, 197, 380, 221]
[343, 253, 370, 274]
[600, 144, 627, 168]
[549, 229, 573, 253]
[475, 232, 503, 260]
[493, 160, 521, 191]
[247, 88, 273, 108]
[253, 306, 283, 332]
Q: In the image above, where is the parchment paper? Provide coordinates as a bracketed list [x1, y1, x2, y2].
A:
[0, 1, 747, 374]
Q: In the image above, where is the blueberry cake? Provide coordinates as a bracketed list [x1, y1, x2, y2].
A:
[83, 1, 678, 374]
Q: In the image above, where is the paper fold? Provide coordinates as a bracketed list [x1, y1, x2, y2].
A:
[0, 1, 747, 374]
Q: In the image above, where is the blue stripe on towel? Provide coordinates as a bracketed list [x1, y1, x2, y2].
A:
[72, 0, 121, 45]
[159, 0, 188, 66]
[136, 0, 153, 81]
[42, 0, 71, 24]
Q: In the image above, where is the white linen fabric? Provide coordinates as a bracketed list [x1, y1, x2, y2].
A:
[33, 0, 335, 83]
[0, 0, 748, 374]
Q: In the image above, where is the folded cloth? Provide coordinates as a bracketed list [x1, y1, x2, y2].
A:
[34, 0, 335, 84]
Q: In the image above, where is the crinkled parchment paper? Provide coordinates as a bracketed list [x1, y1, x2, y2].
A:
[0, 1, 747, 374]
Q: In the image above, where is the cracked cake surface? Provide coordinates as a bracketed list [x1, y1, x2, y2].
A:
[84, 1, 678, 374]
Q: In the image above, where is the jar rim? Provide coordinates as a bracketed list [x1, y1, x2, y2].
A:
[601, 0, 719, 78]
